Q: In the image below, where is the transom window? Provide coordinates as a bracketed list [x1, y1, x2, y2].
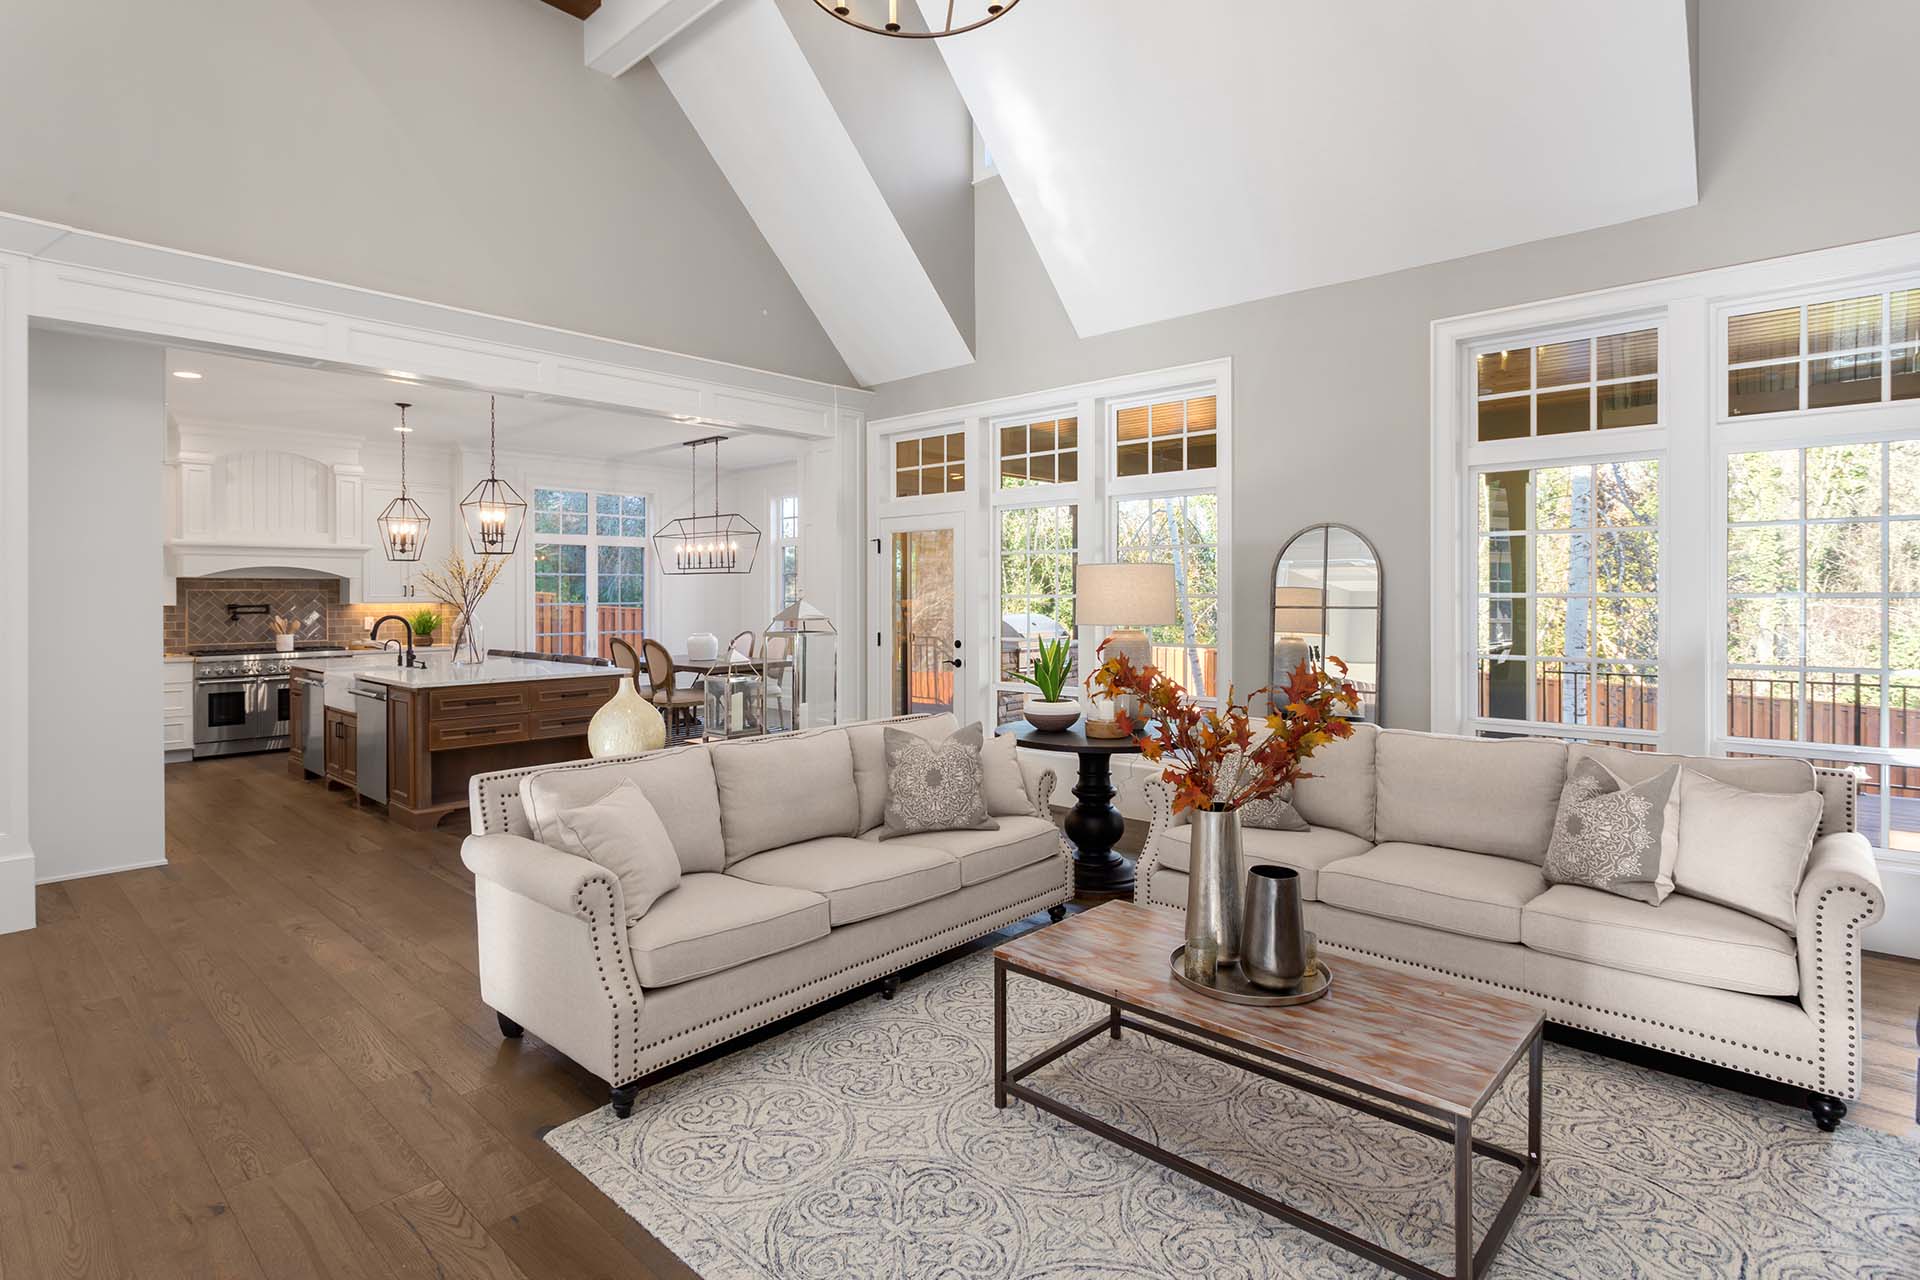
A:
[998, 415, 1079, 488]
[894, 431, 967, 498]
[1475, 327, 1659, 442]
[1728, 287, 1920, 417]
[531, 486, 647, 660]
[1475, 459, 1661, 733]
[1113, 394, 1217, 478]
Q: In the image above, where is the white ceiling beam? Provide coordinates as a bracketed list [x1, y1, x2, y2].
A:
[584, 0, 729, 76]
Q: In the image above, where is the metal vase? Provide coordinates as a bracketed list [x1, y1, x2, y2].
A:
[1239, 865, 1309, 990]
[1183, 807, 1244, 979]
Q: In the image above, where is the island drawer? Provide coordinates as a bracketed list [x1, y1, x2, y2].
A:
[530, 707, 599, 740]
[429, 687, 529, 719]
[427, 712, 529, 751]
[532, 679, 619, 709]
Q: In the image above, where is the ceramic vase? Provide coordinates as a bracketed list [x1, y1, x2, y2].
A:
[588, 679, 667, 757]
[274, 634, 296, 652]
[1240, 864, 1310, 989]
[1183, 806, 1243, 980]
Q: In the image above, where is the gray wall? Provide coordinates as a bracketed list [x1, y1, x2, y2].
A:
[0, 0, 851, 385]
[866, 0, 1920, 729]
[29, 330, 166, 882]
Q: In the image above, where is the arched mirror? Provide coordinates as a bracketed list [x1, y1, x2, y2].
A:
[1271, 524, 1382, 722]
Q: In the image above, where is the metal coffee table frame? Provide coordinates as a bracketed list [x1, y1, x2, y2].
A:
[993, 956, 1543, 1280]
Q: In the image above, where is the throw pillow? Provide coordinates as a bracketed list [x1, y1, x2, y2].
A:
[544, 778, 681, 918]
[879, 723, 999, 840]
[1674, 769, 1822, 931]
[1214, 748, 1308, 831]
[979, 731, 1034, 817]
[1543, 758, 1680, 904]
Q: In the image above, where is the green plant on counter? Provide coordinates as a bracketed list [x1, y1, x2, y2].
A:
[1006, 634, 1073, 702]
[408, 608, 440, 638]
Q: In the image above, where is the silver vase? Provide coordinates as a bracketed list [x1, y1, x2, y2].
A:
[1183, 807, 1243, 979]
[1240, 864, 1309, 989]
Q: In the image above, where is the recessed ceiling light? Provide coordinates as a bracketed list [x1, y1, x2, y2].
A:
[171, 370, 203, 380]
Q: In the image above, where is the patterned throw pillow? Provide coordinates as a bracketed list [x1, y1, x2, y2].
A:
[879, 723, 1000, 840]
[1214, 749, 1309, 831]
[1544, 758, 1681, 904]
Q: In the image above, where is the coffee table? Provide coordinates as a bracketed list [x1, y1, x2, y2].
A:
[993, 901, 1543, 1280]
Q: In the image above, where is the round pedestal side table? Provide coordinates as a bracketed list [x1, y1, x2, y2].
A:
[996, 721, 1144, 898]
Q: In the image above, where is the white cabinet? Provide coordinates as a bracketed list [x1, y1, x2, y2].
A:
[360, 482, 451, 603]
[163, 661, 193, 762]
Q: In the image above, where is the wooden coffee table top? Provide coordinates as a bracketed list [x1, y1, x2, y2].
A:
[996, 901, 1543, 1118]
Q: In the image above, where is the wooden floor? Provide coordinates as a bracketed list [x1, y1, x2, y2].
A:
[0, 754, 1913, 1280]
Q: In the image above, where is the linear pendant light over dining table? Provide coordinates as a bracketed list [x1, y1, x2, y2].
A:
[654, 435, 761, 575]
[460, 396, 526, 556]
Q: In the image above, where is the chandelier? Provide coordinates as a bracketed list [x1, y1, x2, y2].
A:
[377, 402, 430, 562]
[654, 436, 761, 575]
[812, 0, 1019, 38]
[459, 396, 527, 556]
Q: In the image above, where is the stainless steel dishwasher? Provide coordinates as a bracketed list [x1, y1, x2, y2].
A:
[297, 674, 327, 776]
[350, 679, 389, 804]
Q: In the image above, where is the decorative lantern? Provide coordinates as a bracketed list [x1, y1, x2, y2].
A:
[459, 397, 526, 556]
[761, 595, 838, 732]
[377, 403, 430, 562]
[701, 652, 767, 740]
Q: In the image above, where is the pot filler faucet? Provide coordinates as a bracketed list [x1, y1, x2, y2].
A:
[368, 615, 426, 668]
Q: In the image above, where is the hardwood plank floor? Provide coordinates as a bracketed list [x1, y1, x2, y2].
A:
[0, 754, 1913, 1280]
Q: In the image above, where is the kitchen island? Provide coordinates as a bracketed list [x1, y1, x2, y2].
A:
[289, 654, 619, 829]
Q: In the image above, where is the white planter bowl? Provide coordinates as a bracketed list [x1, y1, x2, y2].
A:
[1023, 698, 1081, 732]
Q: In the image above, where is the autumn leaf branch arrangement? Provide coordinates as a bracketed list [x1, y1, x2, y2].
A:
[1087, 641, 1360, 815]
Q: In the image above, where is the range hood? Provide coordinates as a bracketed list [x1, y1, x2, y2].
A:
[165, 541, 371, 600]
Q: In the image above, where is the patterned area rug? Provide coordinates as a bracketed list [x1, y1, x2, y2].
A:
[546, 950, 1919, 1278]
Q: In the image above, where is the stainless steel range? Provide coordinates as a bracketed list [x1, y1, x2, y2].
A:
[191, 644, 354, 758]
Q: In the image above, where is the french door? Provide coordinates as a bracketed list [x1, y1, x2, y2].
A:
[876, 513, 968, 721]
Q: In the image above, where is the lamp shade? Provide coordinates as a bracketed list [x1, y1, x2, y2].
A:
[1273, 586, 1324, 635]
[1076, 562, 1177, 626]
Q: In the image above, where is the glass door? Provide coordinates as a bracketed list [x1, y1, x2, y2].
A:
[881, 516, 966, 718]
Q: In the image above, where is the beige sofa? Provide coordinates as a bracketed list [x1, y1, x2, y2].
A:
[462, 713, 1071, 1116]
[1136, 725, 1886, 1129]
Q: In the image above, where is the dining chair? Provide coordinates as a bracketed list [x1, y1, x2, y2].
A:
[641, 637, 704, 734]
[761, 632, 794, 732]
[729, 630, 755, 659]
[607, 637, 643, 692]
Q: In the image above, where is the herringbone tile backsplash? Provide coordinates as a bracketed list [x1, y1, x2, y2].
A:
[163, 578, 453, 651]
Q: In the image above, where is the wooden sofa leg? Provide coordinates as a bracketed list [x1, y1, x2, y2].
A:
[1047, 904, 1067, 922]
[610, 1082, 640, 1119]
[1808, 1094, 1847, 1132]
[879, 974, 901, 1000]
[496, 1012, 524, 1040]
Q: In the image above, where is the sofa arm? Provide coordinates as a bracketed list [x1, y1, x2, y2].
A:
[1018, 755, 1059, 819]
[1794, 832, 1886, 1100]
[461, 834, 644, 1087]
[1135, 777, 1187, 910]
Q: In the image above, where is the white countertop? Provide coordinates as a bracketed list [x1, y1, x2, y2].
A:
[350, 654, 618, 690]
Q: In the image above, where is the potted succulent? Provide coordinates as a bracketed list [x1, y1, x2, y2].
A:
[1008, 635, 1080, 730]
[408, 607, 440, 644]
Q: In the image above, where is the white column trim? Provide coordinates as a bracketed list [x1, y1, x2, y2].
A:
[0, 251, 29, 933]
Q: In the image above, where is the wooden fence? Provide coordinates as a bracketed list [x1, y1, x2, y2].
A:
[533, 597, 645, 659]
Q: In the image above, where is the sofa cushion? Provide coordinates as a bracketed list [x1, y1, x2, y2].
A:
[522, 745, 726, 874]
[1543, 758, 1681, 905]
[849, 713, 960, 832]
[1156, 824, 1372, 901]
[1674, 770, 1822, 932]
[541, 778, 680, 918]
[626, 873, 829, 987]
[878, 723, 997, 840]
[1290, 721, 1378, 840]
[862, 815, 1061, 887]
[1522, 884, 1799, 997]
[1375, 731, 1567, 863]
[727, 837, 960, 925]
[710, 729, 861, 864]
[980, 732, 1033, 817]
[1318, 843, 1548, 942]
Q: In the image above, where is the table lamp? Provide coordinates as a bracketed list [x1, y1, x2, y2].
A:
[1077, 561, 1177, 738]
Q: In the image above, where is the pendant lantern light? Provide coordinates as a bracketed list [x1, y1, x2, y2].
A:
[813, 0, 1017, 38]
[653, 436, 761, 575]
[377, 402, 431, 562]
[459, 396, 526, 556]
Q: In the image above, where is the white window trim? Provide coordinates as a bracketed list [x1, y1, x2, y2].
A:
[771, 492, 800, 612]
[527, 483, 652, 658]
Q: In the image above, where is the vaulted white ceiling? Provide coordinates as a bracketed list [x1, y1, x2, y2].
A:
[927, 0, 1698, 338]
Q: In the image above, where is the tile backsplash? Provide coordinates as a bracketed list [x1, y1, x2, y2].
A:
[164, 577, 455, 652]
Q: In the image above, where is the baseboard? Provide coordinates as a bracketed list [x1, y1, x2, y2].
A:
[35, 856, 167, 885]
[0, 848, 35, 934]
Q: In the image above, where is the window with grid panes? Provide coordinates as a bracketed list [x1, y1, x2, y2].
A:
[1113, 493, 1220, 698]
[773, 494, 800, 609]
[1475, 460, 1661, 732]
[532, 486, 647, 659]
[1728, 287, 1920, 417]
[1474, 328, 1659, 442]
[894, 431, 967, 497]
[995, 504, 1078, 724]
[998, 416, 1079, 488]
[1113, 395, 1217, 477]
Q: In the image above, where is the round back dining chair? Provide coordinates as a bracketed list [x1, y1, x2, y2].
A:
[729, 630, 755, 659]
[607, 637, 643, 691]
